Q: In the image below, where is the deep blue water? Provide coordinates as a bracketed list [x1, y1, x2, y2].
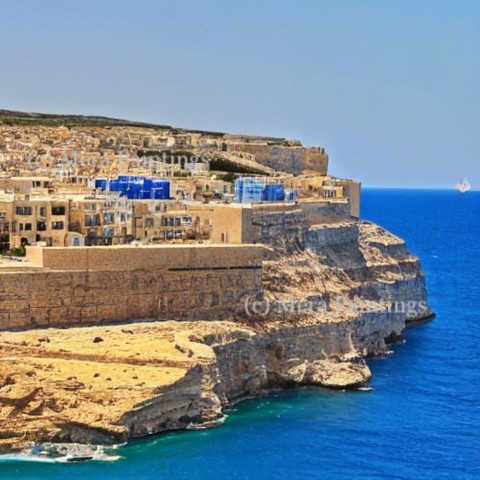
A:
[2, 189, 479, 480]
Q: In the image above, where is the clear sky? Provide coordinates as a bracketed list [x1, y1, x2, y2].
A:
[0, 0, 478, 188]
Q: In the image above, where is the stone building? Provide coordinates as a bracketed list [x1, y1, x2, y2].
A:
[0, 194, 69, 248]
[68, 194, 134, 246]
[132, 200, 197, 242]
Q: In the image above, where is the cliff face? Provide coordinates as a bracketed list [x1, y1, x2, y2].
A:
[0, 220, 432, 452]
[226, 143, 328, 175]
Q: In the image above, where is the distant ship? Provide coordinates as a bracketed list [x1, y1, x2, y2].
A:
[456, 179, 471, 193]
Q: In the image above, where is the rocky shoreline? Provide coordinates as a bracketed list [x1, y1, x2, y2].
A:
[0, 220, 433, 454]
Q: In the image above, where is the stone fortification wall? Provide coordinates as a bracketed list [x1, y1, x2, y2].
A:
[298, 200, 351, 224]
[305, 223, 359, 248]
[243, 201, 354, 247]
[0, 245, 264, 330]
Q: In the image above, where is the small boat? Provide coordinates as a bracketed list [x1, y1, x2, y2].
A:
[60, 454, 94, 463]
[456, 179, 471, 193]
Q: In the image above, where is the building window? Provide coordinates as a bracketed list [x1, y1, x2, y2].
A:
[85, 214, 100, 226]
[24, 223, 32, 231]
[104, 213, 114, 224]
[145, 218, 154, 228]
[37, 221, 47, 231]
[39, 207, 46, 217]
[15, 206, 32, 216]
[52, 221, 64, 230]
[51, 206, 65, 216]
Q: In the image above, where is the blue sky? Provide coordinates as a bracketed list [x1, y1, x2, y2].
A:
[0, 0, 478, 188]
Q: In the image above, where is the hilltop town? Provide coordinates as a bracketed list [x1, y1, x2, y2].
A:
[0, 111, 432, 454]
[0, 109, 352, 253]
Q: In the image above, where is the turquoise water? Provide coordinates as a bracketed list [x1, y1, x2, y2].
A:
[1, 189, 479, 479]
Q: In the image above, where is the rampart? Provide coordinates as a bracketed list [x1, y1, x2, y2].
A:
[0, 244, 264, 330]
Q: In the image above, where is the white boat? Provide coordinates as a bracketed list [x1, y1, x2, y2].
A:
[456, 179, 470, 193]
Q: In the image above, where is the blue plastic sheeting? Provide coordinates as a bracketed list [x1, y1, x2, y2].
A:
[234, 177, 285, 203]
[95, 176, 171, 200]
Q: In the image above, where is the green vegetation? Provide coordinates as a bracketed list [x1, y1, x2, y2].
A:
[208, 157, 268, 176]
[0, 110, 171, 129]
[217, 172, 236, 182]
[9, 244, 26, 257]
[137, 149, 268, 176]
[0, 110, 226, 135]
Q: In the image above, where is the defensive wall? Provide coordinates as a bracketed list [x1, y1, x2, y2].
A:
[0, 244, 264, 330]
[188, 196, 357, 247]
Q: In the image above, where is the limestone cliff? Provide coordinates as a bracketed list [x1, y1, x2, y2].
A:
[0, 220, 432, 453]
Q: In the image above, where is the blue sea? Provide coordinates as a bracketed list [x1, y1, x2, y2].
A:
[2, 189, 479, 480]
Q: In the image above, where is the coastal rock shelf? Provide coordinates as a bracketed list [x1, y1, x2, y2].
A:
[0, 220, 432, 452]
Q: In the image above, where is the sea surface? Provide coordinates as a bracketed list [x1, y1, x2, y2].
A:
[2, 189, 479, 480]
